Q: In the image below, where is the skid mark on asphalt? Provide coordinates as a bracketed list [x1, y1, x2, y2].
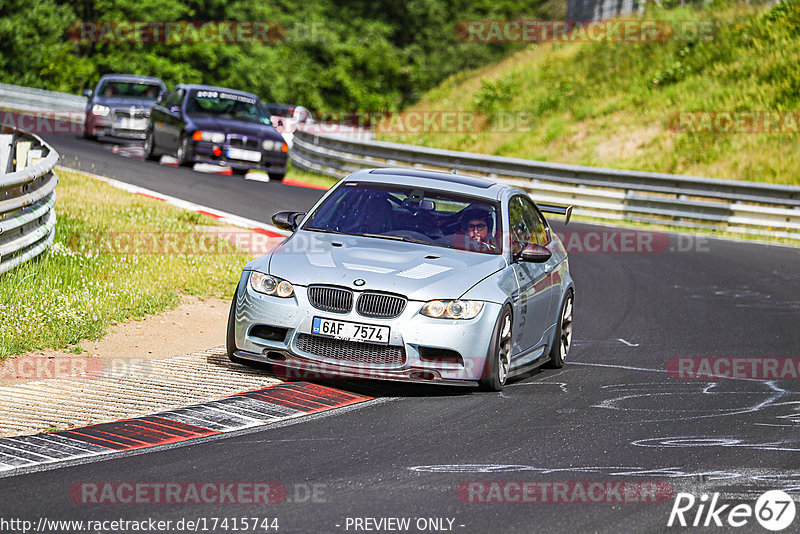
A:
[632, 436, 800, 452]
[0, 382, 371, 476]
[407, 464, 800, 498]
[572, 339, 640, 347]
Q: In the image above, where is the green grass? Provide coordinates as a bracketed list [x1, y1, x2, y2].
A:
[284, 164, 338, 189]
[0, 169, 252, 360]
[377, 0, 800, 185]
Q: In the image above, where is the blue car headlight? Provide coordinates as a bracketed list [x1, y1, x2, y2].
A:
[249, 271, 294, 298]
[420, 300, 483, 319]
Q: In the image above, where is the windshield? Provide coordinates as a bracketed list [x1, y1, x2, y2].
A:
[186, 90, 270, 124]
[97, 81, 161, 99]
[304, 182, 502, 254]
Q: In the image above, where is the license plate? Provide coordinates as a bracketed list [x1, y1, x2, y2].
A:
[226, 147, 262, 162]
[116, 118, 146, 130]
[312, 317, 389, 345]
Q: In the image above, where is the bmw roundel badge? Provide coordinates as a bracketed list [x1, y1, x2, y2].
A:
[354, 279, 366, 286]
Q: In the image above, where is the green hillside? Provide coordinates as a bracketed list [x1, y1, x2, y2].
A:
[378, 0, 800, 185]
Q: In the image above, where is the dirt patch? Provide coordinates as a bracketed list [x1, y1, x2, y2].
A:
[595, 123, 663, 162]
[1, 294, 230, 386]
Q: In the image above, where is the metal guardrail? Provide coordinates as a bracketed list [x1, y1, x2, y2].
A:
[0, 83, 86, 114]
[2, 82, 797, 240]
[0, 131, 59, 275]
[290, 130, 800, 240]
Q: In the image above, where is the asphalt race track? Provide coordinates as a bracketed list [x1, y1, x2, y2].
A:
[49, 133, 324, 222]
[2, 132, 799, 533]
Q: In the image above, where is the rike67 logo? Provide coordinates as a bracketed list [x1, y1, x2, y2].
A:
[668, 491, 796, 531]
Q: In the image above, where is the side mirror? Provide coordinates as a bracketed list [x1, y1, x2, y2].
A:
[519, 243, 552, 263]
[82, 89, 92, 98]
[272, 211, 306, 232]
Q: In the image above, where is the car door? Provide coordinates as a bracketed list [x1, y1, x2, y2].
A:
[161, 88, 186, 152]
[151, 90, 176, 148]
[525, 197, 561, 331]
[508, 195, 558, 357]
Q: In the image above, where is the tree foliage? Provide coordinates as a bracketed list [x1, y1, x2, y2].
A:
[0, 0, 560, 110]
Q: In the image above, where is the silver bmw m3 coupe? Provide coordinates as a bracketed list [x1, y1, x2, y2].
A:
[227, 168, 574, 390]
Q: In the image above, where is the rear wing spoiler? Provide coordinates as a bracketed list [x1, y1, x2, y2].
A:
[538, 203, 573, 225]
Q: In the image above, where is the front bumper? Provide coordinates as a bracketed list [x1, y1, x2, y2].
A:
[232, 277, 501, 386]
[192, 141, 288, 173]
[85, 112, 148, 139]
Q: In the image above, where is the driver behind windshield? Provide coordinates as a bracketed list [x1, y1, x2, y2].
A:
[458, 207, 497, 252]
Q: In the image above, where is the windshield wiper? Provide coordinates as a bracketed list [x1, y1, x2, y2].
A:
[361, 233, 431, 245]
[361, 233, 403, 241]
[305, 227, 348, 235]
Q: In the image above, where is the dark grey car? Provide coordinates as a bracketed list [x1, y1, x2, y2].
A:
[82, 74, 166, 141]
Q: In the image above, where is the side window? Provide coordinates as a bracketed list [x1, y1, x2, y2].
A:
[165, 89, 183, 108]
[510, 195, 549, 251]
[521, 197, 549, 245]
[509, 196, 532, 255]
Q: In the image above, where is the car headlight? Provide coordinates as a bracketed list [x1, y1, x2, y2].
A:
[192, 131, 225, 143]
[249, 271, 294, 298]
[91, 105, 110, 117]
[262, 139, 289, 152]
[420, 300, 483, 319]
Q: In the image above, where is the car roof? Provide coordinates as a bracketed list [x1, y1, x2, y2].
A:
[344, 168, 505, 200]
[178, 84, 259, 100]
[98, 74, 164, 84]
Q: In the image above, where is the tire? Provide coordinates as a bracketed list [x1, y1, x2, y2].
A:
[176, 134, 192, 167]
[82, 123, 96, 141]
[226, 288, 243, 364]
[545, 291, 573, 369]
[143, 130, 158, 161]
[479, 305, 513, 391]
[226, 285, 267, 369]
[232, 167, 249, 176]
[269, 172, 285, 182]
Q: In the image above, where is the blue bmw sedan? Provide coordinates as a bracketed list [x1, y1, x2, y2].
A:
[144, 84, 288, 179]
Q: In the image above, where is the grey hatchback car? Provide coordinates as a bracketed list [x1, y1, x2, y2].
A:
[82, 74, 166, 140]
[227, 168, 574, 390]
